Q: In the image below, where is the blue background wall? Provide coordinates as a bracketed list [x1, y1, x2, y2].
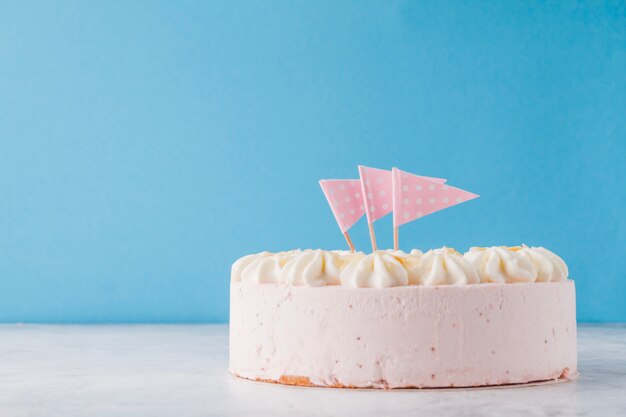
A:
[1, 1, 624, 323]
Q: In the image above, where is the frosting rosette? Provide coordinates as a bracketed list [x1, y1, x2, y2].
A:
[418, 247, 479, 286]
[280, 249, 343, 286]
[231, 250, 301, 284]
[231, 252, 272, 283]
[518, 245, 568, 282]
[340, 251, 409, 288]
[384, 249, 424, 284]
[463, 246, 538, 283]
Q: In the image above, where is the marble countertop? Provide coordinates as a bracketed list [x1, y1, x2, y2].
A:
[0, 324, 624, 417]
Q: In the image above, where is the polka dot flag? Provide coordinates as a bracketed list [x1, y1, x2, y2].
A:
[391, 167, 479, 227]
[319, 179, 365, 233]
[358, 165, 446, 225]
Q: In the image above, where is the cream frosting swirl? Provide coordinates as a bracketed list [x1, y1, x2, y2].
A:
[463, 246, 538, 283]
[518, 245, 568, 282]
[340, 251, 409, 288]
[418, 247, 480, 286]
[280, 250, 343, 286]
[231, 250, 302, 284]
[231, 251, 272, 283]
[384, 249, 424, 285]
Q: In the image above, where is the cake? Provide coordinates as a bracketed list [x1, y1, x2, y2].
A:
[229, 246, 577, 389]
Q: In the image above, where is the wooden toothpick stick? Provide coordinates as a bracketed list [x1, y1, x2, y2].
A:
[343, 232, 356, 253]
[368, 223, 377, 252]
[393, 226, 399, 251]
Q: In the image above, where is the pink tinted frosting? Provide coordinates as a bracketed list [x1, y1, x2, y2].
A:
[229, 281, 577, 388]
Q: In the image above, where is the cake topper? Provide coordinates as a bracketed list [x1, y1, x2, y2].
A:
[319, 179, 364, 252]
[359, 165, 446, 251]
[391, 167, 479, 250]
[320, 166, 478, 252]
[357, 165, 393, 252]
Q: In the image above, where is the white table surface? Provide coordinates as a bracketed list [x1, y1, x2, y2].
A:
[0, 324, 624, 417]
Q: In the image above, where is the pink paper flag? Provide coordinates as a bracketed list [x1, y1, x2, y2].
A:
[392, 167, 479, 227]
[359, 165, 447, 224]
[358, 165, 393, 224]
[319, 179, 365, 233]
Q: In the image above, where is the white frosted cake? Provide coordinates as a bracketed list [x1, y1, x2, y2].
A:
[229, 246, 577, 388]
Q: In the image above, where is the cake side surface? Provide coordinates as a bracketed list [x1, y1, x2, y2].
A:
[229, 281, 577, 388]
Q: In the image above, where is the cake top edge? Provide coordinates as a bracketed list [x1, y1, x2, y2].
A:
[231, 246, 569, 288]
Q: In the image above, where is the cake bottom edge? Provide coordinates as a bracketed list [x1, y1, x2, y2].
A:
[230, 368, 579, 390]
